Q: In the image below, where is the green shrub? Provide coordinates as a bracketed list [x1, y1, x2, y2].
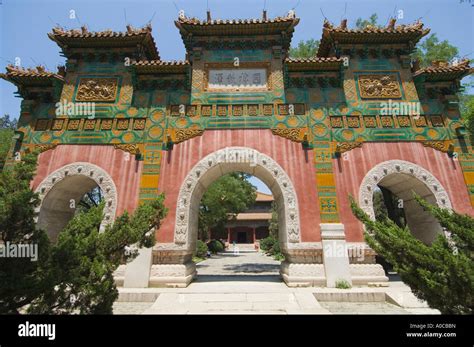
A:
[207, 239, 224, 254]
[270, 240, 281, 254]
[195, 240, 208, 258]
[335, 279, 352, 289]
[259, 236, 276, 252]
[273, 252, 285, 261]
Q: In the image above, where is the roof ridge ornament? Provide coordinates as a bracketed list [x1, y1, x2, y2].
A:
[387, 18, 396, 30]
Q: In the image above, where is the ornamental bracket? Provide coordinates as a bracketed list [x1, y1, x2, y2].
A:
[271, 127, 308, 143]
[335, 141, 363, 157]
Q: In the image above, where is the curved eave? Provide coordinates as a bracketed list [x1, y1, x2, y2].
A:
[48, 33, 160, 60]
[0, 73, 64, 87]
[175, 18, 299, 36]
[317, 28, 430, 57]
[132, 60, 190, 74]
[175, 17, 299, 52]
[285, 58, 343, 72]
[413, 68, 473, 82]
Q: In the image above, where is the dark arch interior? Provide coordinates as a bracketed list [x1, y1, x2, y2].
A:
[373, 173, 443, 245]
[37, 175, 102, 242]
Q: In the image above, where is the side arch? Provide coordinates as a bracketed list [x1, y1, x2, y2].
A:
[358, 160, 452, 244]
[35, 162, 118, 240]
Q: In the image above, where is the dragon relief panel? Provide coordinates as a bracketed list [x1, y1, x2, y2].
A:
[358, 74, 402, 99]
[75, 77, 118, 102]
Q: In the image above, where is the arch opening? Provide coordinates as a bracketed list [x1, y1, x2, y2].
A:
[360, 160, 452, 245]
[37, 176, 101, 242]
[374, 173, 443, 244]
[35, 162, 118, 242]
[172, 147, 301, 258]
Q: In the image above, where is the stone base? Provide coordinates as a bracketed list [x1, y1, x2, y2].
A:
[321, 223, 352, 287]
[148, 262, 196, 288]
[280, 261, 326, 287]
[113, 264, 126, 287]
[350, 264, 388, 285]
[124, 247, 153, 288]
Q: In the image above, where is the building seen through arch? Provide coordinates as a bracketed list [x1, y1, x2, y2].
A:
[210, 191, 273, 245]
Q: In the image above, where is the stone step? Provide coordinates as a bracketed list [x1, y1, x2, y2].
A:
[142, 289, 331, 314]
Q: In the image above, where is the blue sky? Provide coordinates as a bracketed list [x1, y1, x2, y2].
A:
[0, 0, 472, 193]
[248, 176, 271, 194]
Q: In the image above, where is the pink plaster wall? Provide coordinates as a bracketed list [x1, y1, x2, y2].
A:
[157, 129, 321, 243]
[33, 145, 143, 216]
[334, 142, 474, 242]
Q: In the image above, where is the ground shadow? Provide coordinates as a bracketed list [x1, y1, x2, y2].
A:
[195, 274, 282, 283]
[222, 263, 280, 273]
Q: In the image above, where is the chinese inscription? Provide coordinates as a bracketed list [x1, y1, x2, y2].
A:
[208, 69, 267, 89]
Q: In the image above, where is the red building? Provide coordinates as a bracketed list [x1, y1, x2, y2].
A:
[211, 192, 273, 244]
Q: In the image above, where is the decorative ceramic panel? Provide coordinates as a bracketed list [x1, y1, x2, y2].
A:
[358, 74, 402, 99]
[75, 77, 118, 102]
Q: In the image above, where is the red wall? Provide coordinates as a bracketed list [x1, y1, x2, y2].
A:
[33, 145, 142, 216]
[334, 142, 474, 242]
[157, 129, 321, 243]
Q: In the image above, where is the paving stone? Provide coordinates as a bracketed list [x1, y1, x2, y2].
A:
[115, 248, 436, 315]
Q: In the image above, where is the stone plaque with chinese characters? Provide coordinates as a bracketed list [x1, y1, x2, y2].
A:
[208, 69, 267, 90]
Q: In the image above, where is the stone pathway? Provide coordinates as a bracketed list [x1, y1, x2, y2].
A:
[195, 247, 281, 280]
[113, 248, 439, 315]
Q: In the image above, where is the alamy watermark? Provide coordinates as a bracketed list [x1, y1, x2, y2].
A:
[324, 243, 365, 261]
[55, 99, 96, 119]
[18, 321, 55, 341]
[219, 147, 259, 167]
[0, 241, 38, 261]
[380, 99, 421, 117]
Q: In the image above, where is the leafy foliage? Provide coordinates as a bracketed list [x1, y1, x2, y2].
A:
[207, 239, 224, 254]
[414, 34, 459, 68]
[195, 240, 208, 259]
[198, 172, 256, 241]
[355, 13, 381, 29]
[259, 235, 283, 260]
[0, 151, 50, 314]
[0, 152, 168, 314]
[268, 201, 278, 238]
[459, 93, 474, 144]
[289, 39, 319, 59]
[0, 114, 18, 129]
[259, 236, 276, 252]
[0, 114, 18, 170]
[374, 186, 406, 228]
[335, 279, 352, 289]
[350, 195, 473, 314]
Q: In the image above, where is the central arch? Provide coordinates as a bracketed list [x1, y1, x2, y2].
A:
[173, 147, 301, 254]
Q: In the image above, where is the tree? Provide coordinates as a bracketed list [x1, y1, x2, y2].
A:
[0, 151, 51, 314]
[198, 172, 257, 241]
[0, 114, 18, 129]
[350, 195, 473, 314]
[0, 152, 168, 314]
[289, 39, 319, 59]
[0, 114, 18, 170]
[414, 34, 459, 68]
[459, 86, 474, 144]
[268, 201, 278, 239]
[355, 13, 381, 29]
